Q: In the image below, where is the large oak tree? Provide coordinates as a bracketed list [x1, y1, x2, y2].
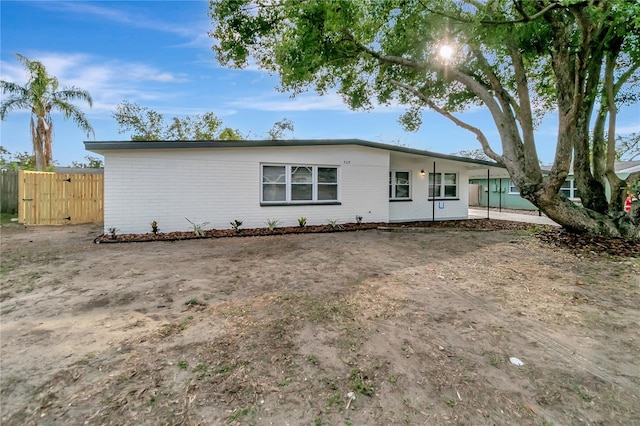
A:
[209, 0, 640, 238]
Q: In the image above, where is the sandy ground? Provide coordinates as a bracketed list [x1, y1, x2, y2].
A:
[1, 222, 639, 425]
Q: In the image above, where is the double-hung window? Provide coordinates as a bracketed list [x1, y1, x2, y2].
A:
[428, 172, 458, 199]
[560, 179, 580, 200]
[261, 164, 339, 204]
[389, 171, 411, 200]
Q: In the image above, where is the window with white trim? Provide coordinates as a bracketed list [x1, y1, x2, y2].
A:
[428, 172, 458, 199]
[389, 171, 411, 200]
[261, 164, 339, 204]
[508, 180, 520, 194]
[560, 179, 580, 200]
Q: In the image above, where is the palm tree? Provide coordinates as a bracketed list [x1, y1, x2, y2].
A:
[0, 53, 94, 171]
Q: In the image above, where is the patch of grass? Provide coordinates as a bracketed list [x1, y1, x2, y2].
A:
[185, 298, 206, 307]
[0, 212, 17, 224]
[305, 297, 354, 324]
[388, 374, 398, 384]
[487, 354, 501, 367]
[349, 369, 376, 397]
[326, 391, 342, 408]
[445, 397, 456, 407]
[20, 271, 43, 292]
[178, 360, 188, 369]
[157, 316, 194, 338]
[306, 354, 318, 365]
[214, 365, 233, 374]
[227, 405, 256, 423]
[77, 351, 96, 365]
[278, 377, 293, 387]
[572, 384, 593, 402]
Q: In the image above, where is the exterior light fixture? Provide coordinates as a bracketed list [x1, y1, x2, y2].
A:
[420, 169, 426, 176]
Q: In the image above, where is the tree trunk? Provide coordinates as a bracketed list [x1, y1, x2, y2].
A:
[31, 117, 44, 171]
[518, 185, 639, 239]
[31, 115, 53, 171]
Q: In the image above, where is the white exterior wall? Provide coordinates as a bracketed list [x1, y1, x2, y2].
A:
[103, 145, 390, 234]
[389, 155, 470, 222]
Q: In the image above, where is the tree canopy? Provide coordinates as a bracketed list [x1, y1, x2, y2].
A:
[210, 0, 640, 238]
[113, 100, 296, 142]
[112, 100, 243, 141]
[0, 54, 94, 171]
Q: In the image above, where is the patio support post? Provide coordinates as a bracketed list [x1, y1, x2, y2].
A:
[432, 162, 436, 222]
[487, 169, 490, 219]
[499, 178, 502, 212]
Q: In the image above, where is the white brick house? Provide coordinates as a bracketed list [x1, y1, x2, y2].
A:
[84, 139, 504, 234]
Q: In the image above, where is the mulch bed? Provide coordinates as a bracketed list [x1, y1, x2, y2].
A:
[94, 219, 640, 257]
[536, 229, 640, 257]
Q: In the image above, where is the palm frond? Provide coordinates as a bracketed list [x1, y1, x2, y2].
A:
[51, 98, 95, 138]
[55, 87, 93, 107]
[1, 80, 28, 96]
[0, 94, 31, 120]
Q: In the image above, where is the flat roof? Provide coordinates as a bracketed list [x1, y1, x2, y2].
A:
[85, 138, 504, 169]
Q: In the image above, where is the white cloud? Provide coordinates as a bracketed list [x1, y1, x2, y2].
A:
[226, 91, 407, 114]
[1, 51, 192, 116]
[37, 1, 203, 39]
[228, 92, 349, 112]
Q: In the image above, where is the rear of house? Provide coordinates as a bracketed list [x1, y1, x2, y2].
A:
[85, 139, 502, 234]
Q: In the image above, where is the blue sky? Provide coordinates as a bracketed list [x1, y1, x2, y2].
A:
[1, 1, 638, 167]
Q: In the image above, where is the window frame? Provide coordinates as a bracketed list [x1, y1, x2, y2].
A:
[260, 164, 340, 205]
[389, 170, 412, 201]
[508, 180, 520, 195]
[428, 172, 459, 200]
[560, 178, 580, 200]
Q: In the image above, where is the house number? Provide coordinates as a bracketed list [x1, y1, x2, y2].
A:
[343, 160, 351, 164]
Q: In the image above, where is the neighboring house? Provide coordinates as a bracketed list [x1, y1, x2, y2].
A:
[469, 161, 640, 210]
[85, 139, 504, 234]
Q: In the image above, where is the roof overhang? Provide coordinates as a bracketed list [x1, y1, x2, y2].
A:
[85, 138, 506, 171]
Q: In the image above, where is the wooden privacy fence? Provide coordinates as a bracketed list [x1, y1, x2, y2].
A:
[1, 170, 19, 214]
[18, 170, 104, 225]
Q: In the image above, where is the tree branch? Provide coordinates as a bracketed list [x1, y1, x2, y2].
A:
[505, 40, 541, 177]
[388, 78, 503, 165]
[419, 0, 561, 25]
[342, 31, 427, 70]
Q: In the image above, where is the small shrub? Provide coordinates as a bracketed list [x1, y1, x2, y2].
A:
[327, 218, 342, 229]
[298, 217, 307, 227]
[265, 218, 280, 231]
[230, 219, 243, 232]
[355, 215, 363, 225]
[186, 218, 209, 237]
[150, 220, 159, 235]
[107, 227, 118, 240]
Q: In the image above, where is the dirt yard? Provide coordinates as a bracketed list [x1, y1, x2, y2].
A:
[1, 222, 639, 425]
